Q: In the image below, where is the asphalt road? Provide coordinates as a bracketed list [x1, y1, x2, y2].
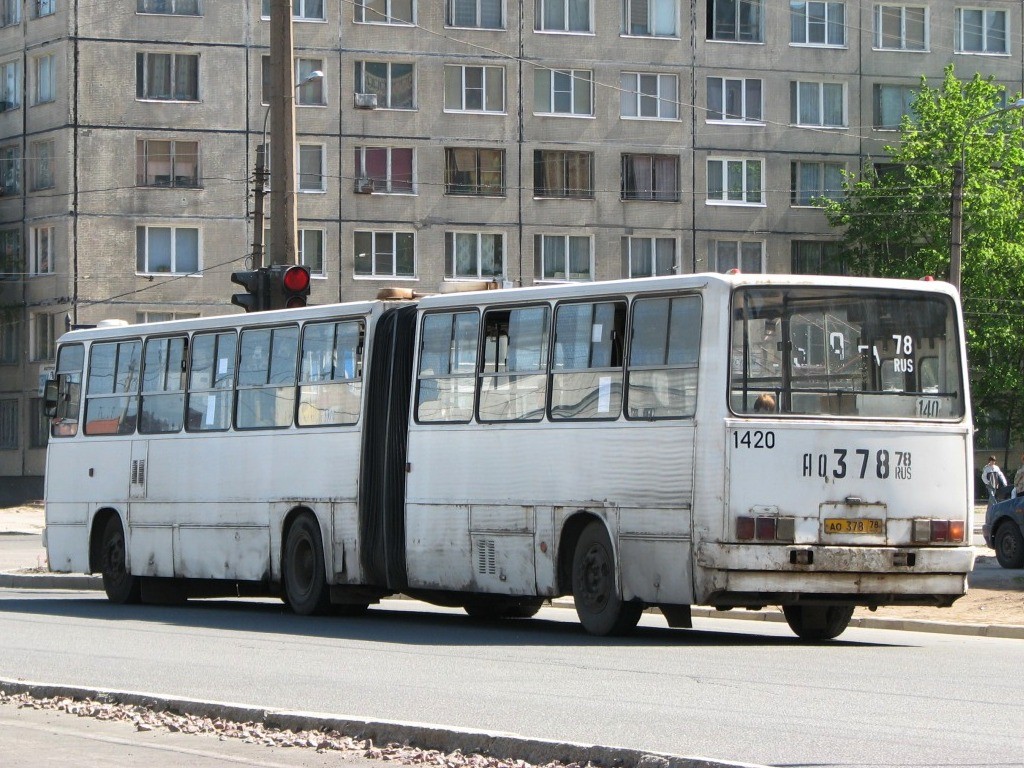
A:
[0, 589, 1020, 768]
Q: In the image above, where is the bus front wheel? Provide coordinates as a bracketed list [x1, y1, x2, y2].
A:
[571, 521, 642, 636]
[283, 514, 330, 615]
[782, 604, 854, 641]
[100, 516, 140, 604]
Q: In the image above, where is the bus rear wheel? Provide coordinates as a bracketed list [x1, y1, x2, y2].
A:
[283, 514, 330, 616]
[782, 604, 854, 641]
[571, 521, 642, 636]
[100, 516, 140, 604]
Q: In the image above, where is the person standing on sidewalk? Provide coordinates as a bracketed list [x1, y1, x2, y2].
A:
[983, 456, 1008, 504]
[1012, 453, 1024, 499]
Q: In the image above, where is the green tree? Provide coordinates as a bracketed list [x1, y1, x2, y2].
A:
[824, 66, 1024, 454]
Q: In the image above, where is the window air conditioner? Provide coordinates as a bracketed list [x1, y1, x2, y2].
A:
[354, 92, 378, 109]
[354, 177, 375, 194]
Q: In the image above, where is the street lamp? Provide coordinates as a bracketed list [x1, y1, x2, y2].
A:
[251, 69, 324, 269]
[949, 97, 1024, 291]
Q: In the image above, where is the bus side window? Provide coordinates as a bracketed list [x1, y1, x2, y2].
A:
[478, 305, 549, 422]
[84, 340, 142, 436]
[626, 295, 700, 419]
[50, 343, 85, 437]
[140, 336, 187, 434]
[550, 301, 625, 420]
[186, 331, 236, 432]
[236, 326, 299, 430]
[297, 320, 363, 427]
[416, 311, 478, 423]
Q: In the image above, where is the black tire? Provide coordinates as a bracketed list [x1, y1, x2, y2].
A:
[994, 523, 1024, 569]
[571, 521, 642, 636]
[100, 516, 140, 604]
[283, 514, 330, 615]
[782, 604, 855, 641]
[463, 597, 544, 620]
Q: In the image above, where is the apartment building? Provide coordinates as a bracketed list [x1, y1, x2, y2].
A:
[0, 0, 1020, 496]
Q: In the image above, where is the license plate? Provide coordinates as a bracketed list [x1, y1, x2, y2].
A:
[824, 518, 883, 535]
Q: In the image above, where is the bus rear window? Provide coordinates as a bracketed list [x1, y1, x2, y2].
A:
[730, 287, 964, 419]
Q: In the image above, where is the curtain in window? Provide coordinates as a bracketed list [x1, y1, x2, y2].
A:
[536, 152, 561, 195]
[175, 228, 198, 273]
[451, 0, 476, 26]
[390, 63, 414, 108]
[630, 238, 652, 276]
[799, 162, 819, 204]
[707, 160, 723, 200]
[652, 0, 674, 35]
[140, 140, 172, 185]
[303, 0, 324, 19]
[479, 149, 502, 194]
[628, 0, 649, 34]
[565, 152, 590, 196]
[454, 233, 476, 277]
[987, 11, 1006, 52]
[172, 55, 197, 99]
[147, 228, 173, 272]
[797, 82, 819, 124]
[625, 155, 653, 198]
[655, 238, 675, 274]
[568, 236, 590, 279]
[481, 234, 502, 276]
[361, 62, 389, 103]
[390, 148, 413, 192]
[567, 0, 588, 30]
[299, 145, 322, 190]
[542, 235, 566, 279]
[362, 147, 388, 185]
[654, 155, 677, 200]
[146, 54, 172, 99]
[823, 83, 843, 125]
[485, 67, 503, 110]
[174, 141, 198, 186]
[300, 230, 324, 274]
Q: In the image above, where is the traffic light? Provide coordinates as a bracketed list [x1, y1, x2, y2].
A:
[230, 268, 268, 313]
[266, 264, 311, 310]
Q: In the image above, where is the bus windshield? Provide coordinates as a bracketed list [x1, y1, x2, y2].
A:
[730, 286, 964, 420]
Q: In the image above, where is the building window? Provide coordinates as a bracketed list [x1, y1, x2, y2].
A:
[30, 397, 48, 449]
[444, 65, 504, 112]
[262, 0, 324, 20]
[261, 57, 325, 105]
[0, 399, 16, 450]
[791, 81, 845, 127]
[448, 0, 501, 28]
[0, 145, 20, 195]
[874, 5, 927, 50]
[356, 0, 413, 24]
[31, 312, 56, 361]
[622, 236, 676, 277]
[534, 150, 593, 198]
[873, 83, 916, 129]
[35, 0, 57, 17]
[706, 77, 762, 122]
[534, 68, 592, 115]
[791, 240, 846, 275]
[791, 161, 844, 206]
[0, 60, 21, 111]
[620, 72, 678, 119]
[354, 61, 415, 109]
[536, 0, 590, 32]
[136, 52, 199, 101]
[622, 154, 679, 201]
[33, 54, 55, 104]
[298, 144, 324, 191]
[534, 234, 592, 281]
[0, 317, 17, 363]
[29, 140, 54, 191]
[622, 0, 677, 36]
[445, 232, 504, 280]
[955, 8, 1007, 54]
[137, 0, 201, 14]
[29, 225, 53, 275]
[136, 311, 199, 323]
[299, 229, 325, 276]
[0, 229, 20, 279]
[445, 148, 504, 196]
[707, 158, 763, 205]
[707, 0, 763, 42]
[136, 139, 199, 188]
[355, 146, 414, 193]
[1, 0, 21, 26]
[790, 1, 844, 46]
[136, 225, 200, 274]
[354, 231, 415, 278]
[711, 240, 763, 273]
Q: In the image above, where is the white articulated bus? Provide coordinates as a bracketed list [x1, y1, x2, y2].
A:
[43, 273, 975, 639]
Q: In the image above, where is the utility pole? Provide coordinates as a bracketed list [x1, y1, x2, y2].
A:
[269, 0, 297, 266]
[251, 144, 268, 269]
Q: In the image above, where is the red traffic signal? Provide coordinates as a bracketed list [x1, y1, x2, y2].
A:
[266, 265, 311, 310]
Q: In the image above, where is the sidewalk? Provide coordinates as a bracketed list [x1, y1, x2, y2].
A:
[2, 504, 1022, 639]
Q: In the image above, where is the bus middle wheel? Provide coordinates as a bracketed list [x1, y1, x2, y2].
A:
[283, 514, 330, 615]
[571, 521, 642, 636]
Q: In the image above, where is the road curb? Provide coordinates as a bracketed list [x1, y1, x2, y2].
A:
[0, 677, 766, 768]
[4, 571, 1023, 639]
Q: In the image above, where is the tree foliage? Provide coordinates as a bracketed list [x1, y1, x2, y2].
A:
[824, 66, 1024, 447]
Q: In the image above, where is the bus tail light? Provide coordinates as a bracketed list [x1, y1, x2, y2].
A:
[736, 516, 796, 542]
[755, 517, 776, 540]
[737, 517, 755, 540]
[912, 519, 965, 543]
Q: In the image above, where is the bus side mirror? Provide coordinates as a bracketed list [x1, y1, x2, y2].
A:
[43, 379, 59, 418]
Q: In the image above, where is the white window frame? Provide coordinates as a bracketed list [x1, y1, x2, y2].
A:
[955, 8, 1008, 55]
[444, 65, 505, 113]
[35, 0, 56, 17]
[32, 54, 55, 105]
[706, 76, 763, 123]
[354, 61, 416, 110]
[298, 228, 326, 277]
[136, 138, 201, 188]
[136, 311, 199, 323]
[30, 311, 56, 362]
[355, 146, 416, 194]
[29, 139, 54, 191]
[137, 0, 202, 14]
[791, 81, 846, 128]
[353, 230, 417, 279]
[355, 0, 414, 25]
[136, 52, 200, 101]
[535, 0, 592, 33]
[444, 231, 505, 281]
[791, 160, 845, 206]
[535, 234, 593, 282]
[706, 157, 764, 206]
[534, 67, 593, 116]
[873, 83, 916, 129]
[620, 72, 678, 120]
[711, 239, 765, 273]
[1, 59, 22, 110]
[621, 0, 677, 37]
[296, 58, 325, 106]
[708, 0, 764, 43]
[136, 225, 202, 275]
[1, 0, 21, 27]
[29, 225, 54, 275]
[873, 5, 928, 51]
[261, 0, 325, 21]
[298, 143, 325, 192]
[623, 236, 676, 277]
[790, 1, 845, 47]
[447, 0, 503, 29]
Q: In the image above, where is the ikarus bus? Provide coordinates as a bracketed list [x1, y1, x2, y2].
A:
[43, 273, 975, 639]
